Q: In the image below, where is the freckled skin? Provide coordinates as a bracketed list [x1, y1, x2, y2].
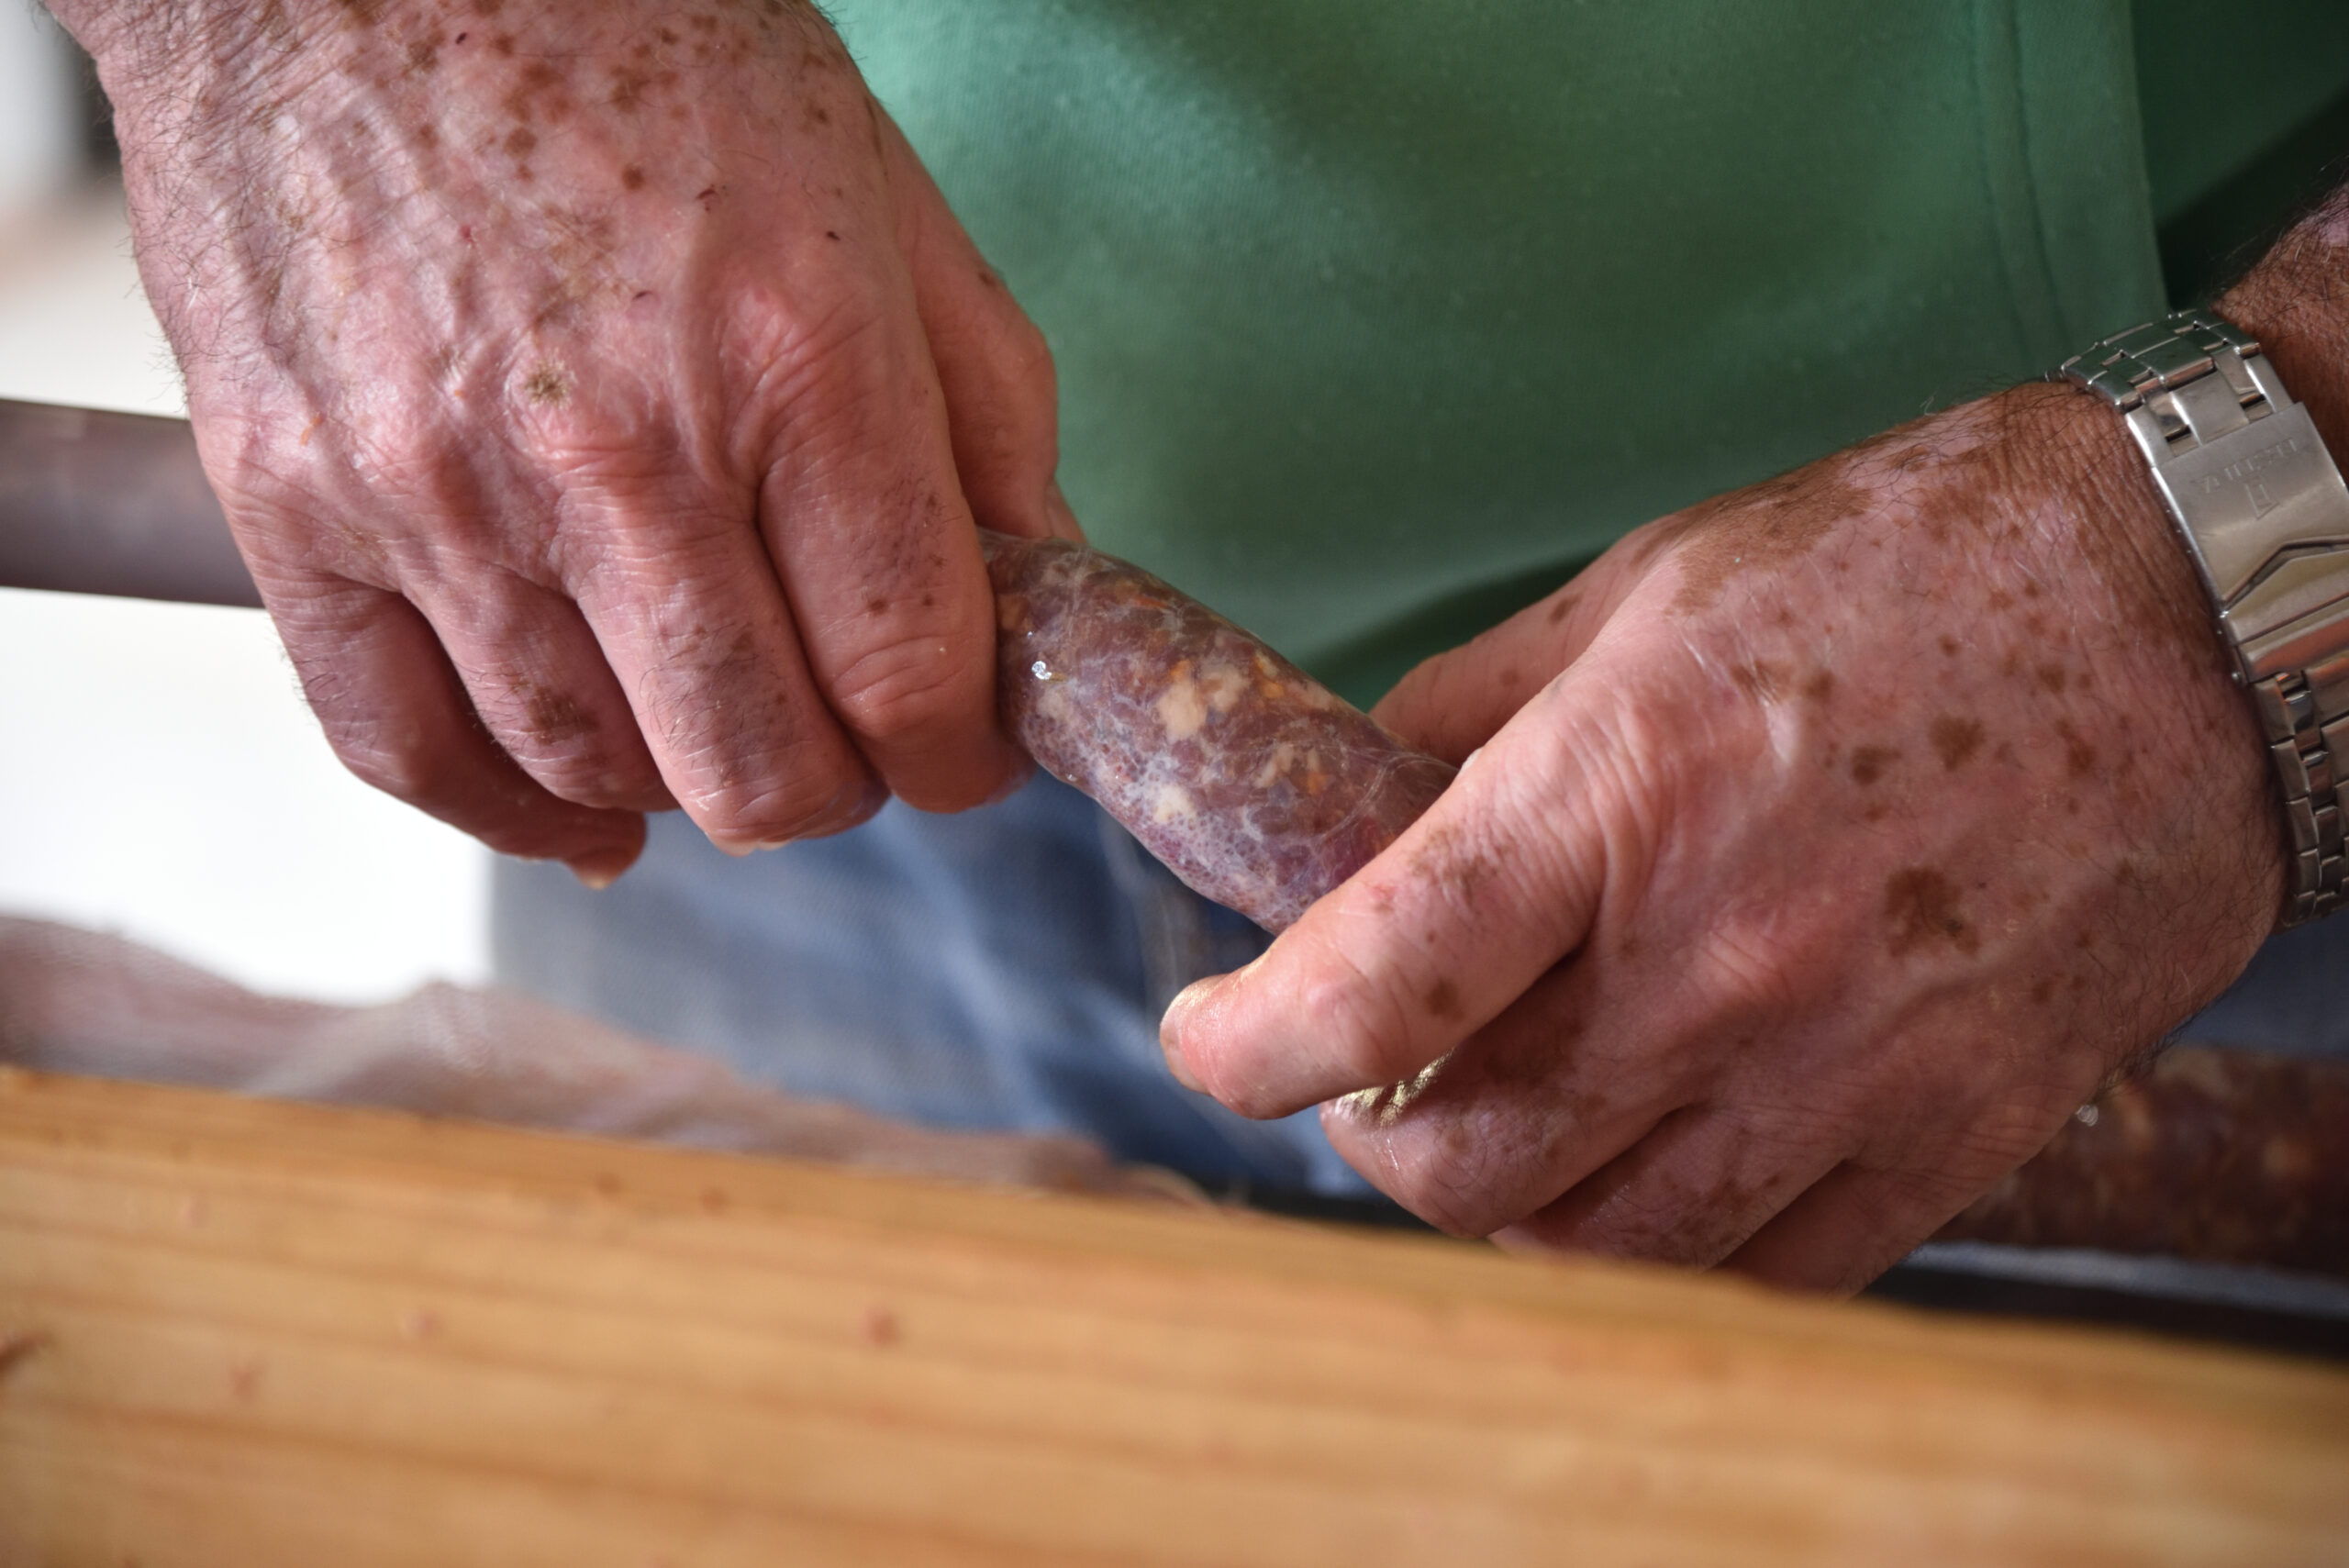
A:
[1881, 865, 1977, 957]
[1847, 745, 1898, 787]
[51, 0, 1066, 871]
[1165, 289, 2349, 1288]
[1928, 714, 1983, 770]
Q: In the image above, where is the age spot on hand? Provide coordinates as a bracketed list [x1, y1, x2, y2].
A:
[523, 684, 598, 744]
[1929, 714, 1984, 771]
[1884, 865, 1978, 957]
[1849, 745, 1898, 786]
[1411, 819, 1503, 906]
[1664, 474, 1861, 615]
[2053, 718, 2099, 779]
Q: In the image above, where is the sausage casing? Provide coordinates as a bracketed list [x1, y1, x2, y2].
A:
[984, 532, 1453, 931]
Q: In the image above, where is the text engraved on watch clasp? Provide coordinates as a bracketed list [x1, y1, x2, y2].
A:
[2154, 404, 2349, 606]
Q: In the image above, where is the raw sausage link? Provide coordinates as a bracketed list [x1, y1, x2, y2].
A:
[1937, 1044, 2349, 1280]
[984, 532, 1453, 931]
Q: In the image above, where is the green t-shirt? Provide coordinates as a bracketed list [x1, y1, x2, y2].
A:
[829, 0, 2349, 706]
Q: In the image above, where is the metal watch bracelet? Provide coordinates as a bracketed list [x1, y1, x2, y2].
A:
[2055, 309, 2349, 926]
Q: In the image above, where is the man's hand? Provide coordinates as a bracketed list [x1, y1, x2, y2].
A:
[1164, 194, 2349, 1293]
[56, 0, 1067, 880]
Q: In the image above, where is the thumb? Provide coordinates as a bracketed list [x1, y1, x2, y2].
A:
[1371, 564, 1623, 764]
[1163, 670, 1615, 1119]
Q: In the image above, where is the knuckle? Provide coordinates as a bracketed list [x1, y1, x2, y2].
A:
[518, 410, 681, 505]
[465, 684, 612, 775]
[682, 753, 861, 841]
[1575, 1191, 1687, 1259]
[1935, 1101, 2061, 1174]
[825, 629, 987, 747]
[1294, 953, 1429, 1091]
[1380, 1136, 1506, 1238]
[626, 612, 874, 839]
[496, 740, 634, 809]
[736, 283, 896, 412]
[324, 712, 447, 808]
[343, 418, 471, 503]
[992, 312, 1058, 420]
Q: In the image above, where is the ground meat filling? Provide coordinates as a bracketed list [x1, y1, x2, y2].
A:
[984, 533, 1455, 931]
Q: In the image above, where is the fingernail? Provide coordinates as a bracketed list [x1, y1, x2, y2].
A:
[793, 775, 887, 842]
[711, 778, 888, 855]
[803, 774, 883, 840]
[566, 847, 638, 889]
[1161, 1037, 1206, 1094]
[983, 750, 1038, 806]
[1159, 977, 1221, 1092]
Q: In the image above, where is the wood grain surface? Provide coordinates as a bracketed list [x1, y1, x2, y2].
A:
[0, 1067, 2343, 1566]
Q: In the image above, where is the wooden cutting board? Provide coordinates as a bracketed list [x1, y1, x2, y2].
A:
[0, 1066, 2342, 1565]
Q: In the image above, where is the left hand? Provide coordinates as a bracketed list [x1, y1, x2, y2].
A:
[1161, 382, 2285, 1294]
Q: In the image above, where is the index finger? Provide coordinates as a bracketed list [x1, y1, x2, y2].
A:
[753, 258, 1028, 816]
[1161, 673, 1631, 1119]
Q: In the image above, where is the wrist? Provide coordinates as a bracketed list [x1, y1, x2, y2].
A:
[2000, 380, 2232, 684]
[1998, 377, 2291, 929]
[2036, 188, 2349, 929]
[2021, 183, 2349, 931]
[2220, 189, 2349, 467]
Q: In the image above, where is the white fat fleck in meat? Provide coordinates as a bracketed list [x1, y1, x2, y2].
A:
[1253, 741, 1297, 791]
[1034, 683, 1079, 731]
[1156, 675, 1208, 741]
[1149, 781, 1197, 825]
[1200, 660, 1250, 714]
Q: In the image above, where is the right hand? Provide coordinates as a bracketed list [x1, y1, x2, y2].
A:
[61, 0, 1070, 882]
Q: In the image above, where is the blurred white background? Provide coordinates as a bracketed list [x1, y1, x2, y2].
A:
[1, 5, 488, 1002]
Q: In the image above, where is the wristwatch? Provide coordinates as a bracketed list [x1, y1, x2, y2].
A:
[2054, 309, 2349, 926]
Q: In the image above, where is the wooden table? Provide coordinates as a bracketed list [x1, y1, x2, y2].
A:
[1, 1067, 2342, 1564]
